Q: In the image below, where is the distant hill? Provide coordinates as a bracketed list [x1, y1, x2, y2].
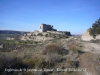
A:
[0, 30, 29, 39]
[0, 30, 29, 35]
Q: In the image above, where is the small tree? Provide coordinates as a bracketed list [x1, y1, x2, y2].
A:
[89, 18, 100, 38]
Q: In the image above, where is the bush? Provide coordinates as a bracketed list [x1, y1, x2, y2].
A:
[90, 39, 100, 43]
[67, 60, 79, 68]
[23, 57, 54, 69]
[67, 41, 79, 52]
[38, 33, 43, 36]
[45, 34, 48, 37]
[46, 53, 62, 63]
[0, 54, 28, 75]
[42, 43, 67, 55]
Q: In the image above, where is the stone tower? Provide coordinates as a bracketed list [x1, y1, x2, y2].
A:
[40, 24, 44, 32]
[40, 24, 54, 32]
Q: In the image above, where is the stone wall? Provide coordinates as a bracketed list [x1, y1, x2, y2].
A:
[6, 37, 15, 40]
[40, 24, 53, 32]
[20, 32, 53, 41]
[47, 31, 71, 36]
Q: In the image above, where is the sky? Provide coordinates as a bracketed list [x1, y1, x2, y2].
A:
[0, 0, 100, 35]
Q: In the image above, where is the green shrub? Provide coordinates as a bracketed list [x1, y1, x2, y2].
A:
[23, 57, 54, 69]
[89, 18, 100, 37]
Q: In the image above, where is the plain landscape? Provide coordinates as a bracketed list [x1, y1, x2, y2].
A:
[0, 0, 100, 75]
[0, 18, 100, 75]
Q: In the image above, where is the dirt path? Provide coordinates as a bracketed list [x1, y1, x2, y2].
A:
[81, 42, 100, 53]
[79, 42, 100, 75]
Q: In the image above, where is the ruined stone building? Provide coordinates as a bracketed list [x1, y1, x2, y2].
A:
[40, 24, 57, 32]
[20, 23, 71, 41]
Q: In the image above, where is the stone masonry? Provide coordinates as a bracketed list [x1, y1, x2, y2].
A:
[20, 24, 71, 41]
[40, 24, 57, 32]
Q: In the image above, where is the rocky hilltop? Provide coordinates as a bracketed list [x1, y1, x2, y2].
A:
[20, 31, 71, 41]
[20, 24, 71, 41]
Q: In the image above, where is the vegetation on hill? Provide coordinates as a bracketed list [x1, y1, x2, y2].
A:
[89, 18, 100, 37]
[0, 29, 100, 75]
[0, 38, 83, 75]
[0, 37, 100, 75]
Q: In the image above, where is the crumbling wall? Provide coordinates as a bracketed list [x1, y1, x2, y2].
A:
[40, 24, 53, 32]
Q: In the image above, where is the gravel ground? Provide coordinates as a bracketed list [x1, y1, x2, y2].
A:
[81, 42, 100, 53]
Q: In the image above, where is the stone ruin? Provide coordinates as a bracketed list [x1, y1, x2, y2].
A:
[20, 24, 71, 41]
[40, 24, 57, 32]
[39, 24, 71, 35]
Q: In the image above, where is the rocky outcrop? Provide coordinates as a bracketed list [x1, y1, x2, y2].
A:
[96, 34, 100, 39]
[81, 29, 94, 41]
[82, 29, 100, 41]
[0, 45, 3, 48]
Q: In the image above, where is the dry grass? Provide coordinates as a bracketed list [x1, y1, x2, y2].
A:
[2, 37, 100, 75]
[46, 53, 62, 63]
[67, 41, 80, 52]
[80, 52, 100, 75]
[42, 43, 65, 55]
